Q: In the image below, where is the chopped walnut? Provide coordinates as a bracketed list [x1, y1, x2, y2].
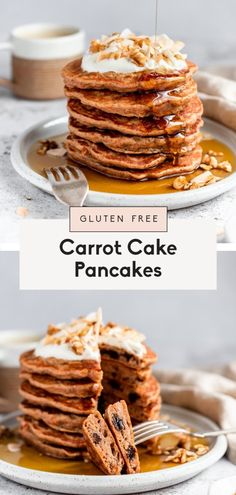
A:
[46, 148, 67, 157]
[189, 171, 220, 189]
[216, 161, 232, 172]
[172, 169, 223, 192]
[129, 48, 147, 67]
[201, 153, 232, 173]
[71, 342, 84, 355]
[172, 176, 190, 191]
[202, 153, 211, 165]
[37, 139, 59, 156]
[41, 313, 101, 358]
[88, 31, 187, 69]
[193, 443, 209, 456]
[209, 156, 218, 167]
[208, 150, 224, 157]
[199, 164, 213, 171]
[90, 40, 105, 53]
[164, 448, 198, 464]
[47, 324, 60, 336]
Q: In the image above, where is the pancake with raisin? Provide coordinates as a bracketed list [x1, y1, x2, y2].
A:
[105, 400, 140, 474]
[82, 411, 124, 475]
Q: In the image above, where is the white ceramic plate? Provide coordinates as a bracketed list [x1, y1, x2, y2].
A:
[0, 405, 227, 494]
[11, 116, 236, 209]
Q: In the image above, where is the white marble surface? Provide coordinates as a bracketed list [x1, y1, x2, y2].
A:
[1, 89, 236, 249]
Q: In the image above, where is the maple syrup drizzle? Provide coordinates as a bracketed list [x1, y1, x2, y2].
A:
[27, 136, 236, 196]
[154, 0, 159, 42]
[0, 432, 208, 475]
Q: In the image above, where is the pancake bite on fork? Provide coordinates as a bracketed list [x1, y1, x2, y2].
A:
[62, 30, 203, 182]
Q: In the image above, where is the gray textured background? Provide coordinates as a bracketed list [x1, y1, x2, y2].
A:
[0, 0, 236, 69]
[0, 251, 235, 370]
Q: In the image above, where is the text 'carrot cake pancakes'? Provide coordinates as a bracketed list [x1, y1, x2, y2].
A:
[19, 310, 103, 459]
[99, 322, 161, 424]
[62, 30, 203, 182]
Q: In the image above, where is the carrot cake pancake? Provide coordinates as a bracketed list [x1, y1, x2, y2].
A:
[83, 401, 140, 475]
[105, 400, 140, 474]
[19, 402, 86, 433]
[19, 310, 162, 461]
[99, 322, 161, 423]
[82, 410, 124, 475]
[62, 30, 203, 182]
[19, 310, 103, 459]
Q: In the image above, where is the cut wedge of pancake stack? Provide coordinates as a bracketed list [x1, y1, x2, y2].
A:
[19, 311, 103, 460]
[99, 322, 161, 424]
[62, 31, 203, 182]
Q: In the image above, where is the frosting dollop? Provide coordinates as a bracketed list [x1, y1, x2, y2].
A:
[34, 309, 102, 361]
[99, 322, 147, 358]
[82, 29, 187, 74]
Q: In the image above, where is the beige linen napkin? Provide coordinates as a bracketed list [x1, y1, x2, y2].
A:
[156, 365, 236, 464]
[195, 69, 236, 131]
[0, 396, 10, 414]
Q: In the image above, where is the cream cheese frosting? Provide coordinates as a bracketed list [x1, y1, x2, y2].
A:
[82, 29, 187, 74]
[99, 323, 147, 358]
[34, 309, 102, 361]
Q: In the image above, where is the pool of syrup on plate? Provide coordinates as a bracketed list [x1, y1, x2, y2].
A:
[0, 432, 208, 475]
[27, 137, 236, 196]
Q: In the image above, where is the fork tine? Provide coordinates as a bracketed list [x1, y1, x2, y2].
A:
[134, 425, 186, 445]
[133, 421, 165, 432]
[64, 166, 79, 180]
[134, 425, 167, 437]
[56, 168, 67, 181]
[44, 169, 57, 184]
[135, 429, 168, 446]
[134, 425, 168, 441]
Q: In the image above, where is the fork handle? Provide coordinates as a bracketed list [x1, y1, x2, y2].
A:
[0, 410, 20, 425]
[193, 428, 236, 438]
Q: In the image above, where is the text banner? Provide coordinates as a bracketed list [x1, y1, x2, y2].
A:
[20, 219, 217, 290]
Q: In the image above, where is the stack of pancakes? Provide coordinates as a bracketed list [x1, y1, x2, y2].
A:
[99, 322, 161, 423]
[19, 312, 103, 459]
[62, 39, 203, 182]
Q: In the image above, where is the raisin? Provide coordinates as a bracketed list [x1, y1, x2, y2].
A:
[106, 350, 119, 360]
[112, 414, 125, 431]
[127, 445, 135, 460]
[128, 392, 140, 403]
[92, 432, 101, 444]
[109, 379, 121, 390]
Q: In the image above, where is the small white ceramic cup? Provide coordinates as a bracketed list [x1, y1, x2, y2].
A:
[0, 329, 41, 411]
[0, 23, 85, 100]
